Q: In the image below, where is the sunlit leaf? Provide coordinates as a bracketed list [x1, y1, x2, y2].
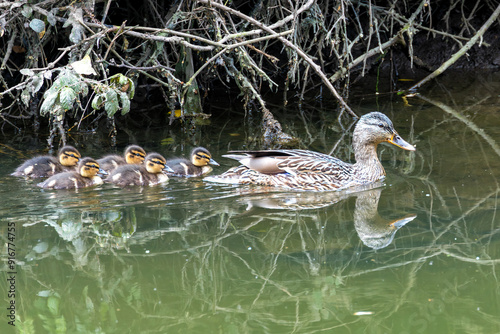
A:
[31, 74, 44, 93]
[29, 18, 45, 33]
[70, 55, 97, 76]
[40, 91, 58, 115]
[20, 68, 34, 76]
[43, 70, 52, 80]
[59, 87, 76, 110]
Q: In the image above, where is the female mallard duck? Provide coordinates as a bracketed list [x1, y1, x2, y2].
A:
[11, 145, 81, 178]
[97, 145, 146, 173]
[165, 147, 219, 177]
[205, 112, 415, 191]
[106, 153, 174, 187]
[37, 157, 105, 189]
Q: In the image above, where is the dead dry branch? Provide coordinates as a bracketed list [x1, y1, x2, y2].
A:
[0, 0, 498, 144]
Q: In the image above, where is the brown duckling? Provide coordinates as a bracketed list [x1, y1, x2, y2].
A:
[206, 112, 415, 191]
[37, 157, 105, 189]
[11, 145, 81, 178]
[105, 153, 174, 187]
[165, 147, 219, 177]
[97, 145, 146, 173]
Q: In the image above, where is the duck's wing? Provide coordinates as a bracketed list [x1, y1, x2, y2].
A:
[223, 149, 352, 176]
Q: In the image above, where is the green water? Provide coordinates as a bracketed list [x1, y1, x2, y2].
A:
[1, 76, 500, 333]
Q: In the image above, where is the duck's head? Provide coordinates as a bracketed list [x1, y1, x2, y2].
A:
[79, 157, 105, 178]
[191, 147, 219, 167]
[58, 146, 82, 167]
[145, 153, 175, 174]
[353, 112, 415, 151]
[124, 145, 146, 164]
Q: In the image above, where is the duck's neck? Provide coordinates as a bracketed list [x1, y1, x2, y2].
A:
[352, 140, 386, 182]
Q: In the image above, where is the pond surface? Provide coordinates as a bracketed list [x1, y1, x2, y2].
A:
[1, 73, 500, 333]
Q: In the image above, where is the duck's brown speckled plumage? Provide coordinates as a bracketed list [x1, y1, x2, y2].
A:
[206, 112, 415, 191]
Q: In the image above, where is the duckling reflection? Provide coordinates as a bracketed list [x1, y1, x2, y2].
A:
[235, 184, 415, 250]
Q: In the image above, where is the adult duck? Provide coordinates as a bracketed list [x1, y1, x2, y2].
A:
[205, 112, 415, 191]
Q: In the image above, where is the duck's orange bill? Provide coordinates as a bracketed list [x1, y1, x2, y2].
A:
[388, 134, 416, 151]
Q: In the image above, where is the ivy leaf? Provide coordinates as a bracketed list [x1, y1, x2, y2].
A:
[59, 87, 76, 110]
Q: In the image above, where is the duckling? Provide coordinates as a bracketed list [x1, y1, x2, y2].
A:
[11, 145, 81, 178]
[37, 157, 105, 189]
[106, 153, 174, 187]
[165, 147, 219, 177]
[97, 145, 146, 173]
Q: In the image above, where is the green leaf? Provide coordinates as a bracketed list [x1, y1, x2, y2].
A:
[21, 88, 31, 107]
[54, 316, 67, 334]
[20, 68, 34, 76]
[59, 87, 76, 110]
[32, 74, 44, 93]
[119, 91, 130, 115]
[126, 78, 135, 99]
[21, 5, 33, 18]
[69, 24, 84, 44]
[104, 89, 119, 117]
[109, 74, 135, 98]
[91, 93, 106, 110]
[40, 91, 58, 115]
[29, 18, 45, 33]
[47, 296, 60, 315]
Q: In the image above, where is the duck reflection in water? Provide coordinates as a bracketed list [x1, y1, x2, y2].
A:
[353, 187, 416, 250]
[235, 183, 415, 250]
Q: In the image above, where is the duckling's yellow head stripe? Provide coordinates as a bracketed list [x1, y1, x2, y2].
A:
[193, 153, 211, 166]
